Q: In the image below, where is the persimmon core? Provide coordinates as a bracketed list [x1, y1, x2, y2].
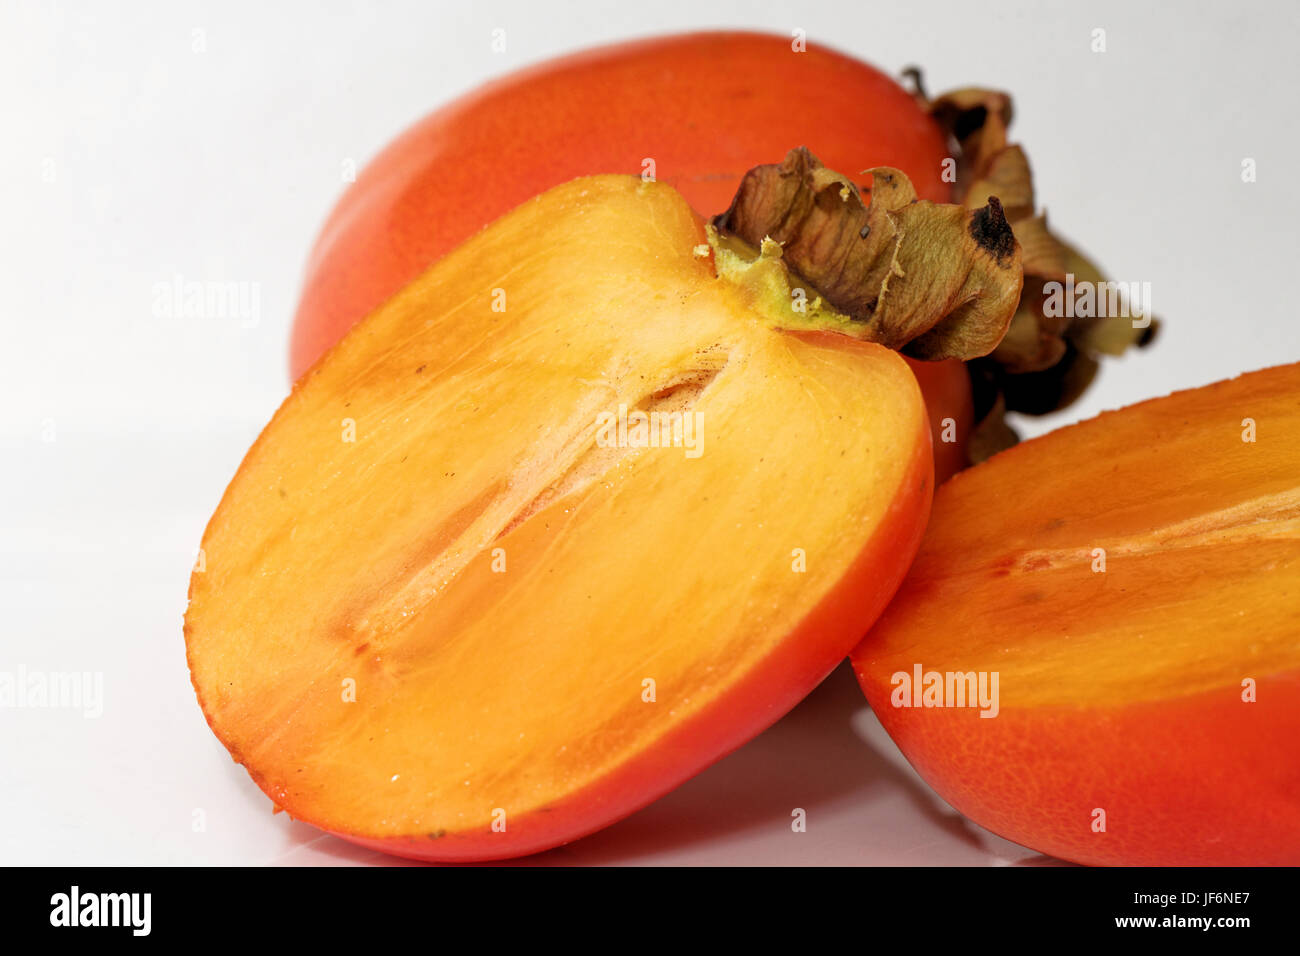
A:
[186, 176, 929, 851]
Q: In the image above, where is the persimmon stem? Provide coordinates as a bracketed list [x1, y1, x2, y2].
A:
[711, 147, 1023, 362]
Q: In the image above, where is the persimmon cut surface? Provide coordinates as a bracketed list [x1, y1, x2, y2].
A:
[187, 175, 931, 861]
[852, 363, 1300, 865]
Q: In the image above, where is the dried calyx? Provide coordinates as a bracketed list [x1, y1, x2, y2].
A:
[710, 146, 1023, 362]
[913, 79, 1158, 460]
[709, 78, 1157, 465]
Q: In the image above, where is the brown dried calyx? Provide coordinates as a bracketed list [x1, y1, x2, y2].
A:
[913, 80, 1159, 461]
[713, 146, 1023, 362]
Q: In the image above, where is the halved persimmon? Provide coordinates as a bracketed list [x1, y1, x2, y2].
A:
[852, 363, 1300, 865]
[186, 173, 944, 860]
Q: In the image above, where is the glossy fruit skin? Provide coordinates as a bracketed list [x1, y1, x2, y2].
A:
[288, 32, 961, 395]
[904, 357, 971, 483]
[864, 678, 1300, 866]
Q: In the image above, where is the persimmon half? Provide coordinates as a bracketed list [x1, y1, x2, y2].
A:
[186, 173, 941, 861]
[851, 363, 1300, 865]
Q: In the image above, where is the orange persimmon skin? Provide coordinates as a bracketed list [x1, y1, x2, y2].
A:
[864, 676, 1300, 866]
[904, 357, 971, 482]
[287, 31, 972, 469]
[852, 364, 1300, 865]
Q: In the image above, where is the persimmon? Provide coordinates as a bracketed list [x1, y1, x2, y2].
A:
[851, 363, 1300, 865]
[293, 34, 1035, 480]
[188, 147, 1025, 860]
[288, 33, 1151, 481]
[288, 32, 950, 381]
[904, 357, 972, 483]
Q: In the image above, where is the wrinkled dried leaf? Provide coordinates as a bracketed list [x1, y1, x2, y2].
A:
[963, 145, 1034, 218]
[1058, 237, 1159, 357]
[909, 71, 1159, 451]
[992, 277, 1069, 374]
[713, 147, 1022, 361]
[1011, 214, 1069, 279]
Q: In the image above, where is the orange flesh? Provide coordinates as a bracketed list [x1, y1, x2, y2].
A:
[852, 363, 1300, 864]
[187, 176, 930, 859]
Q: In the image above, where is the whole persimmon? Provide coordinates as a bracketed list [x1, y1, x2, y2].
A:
[288, 32, 1151, 480]
[289, 32, 950, 377]
[289, 32, 1151, 480]
[288, 32, 994, 475]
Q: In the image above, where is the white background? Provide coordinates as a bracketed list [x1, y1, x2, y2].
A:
[2, 0, 1296, 865]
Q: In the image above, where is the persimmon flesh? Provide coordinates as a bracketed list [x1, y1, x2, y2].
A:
[851, 363, 1300, 865]
[187, 175, 932, 861]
